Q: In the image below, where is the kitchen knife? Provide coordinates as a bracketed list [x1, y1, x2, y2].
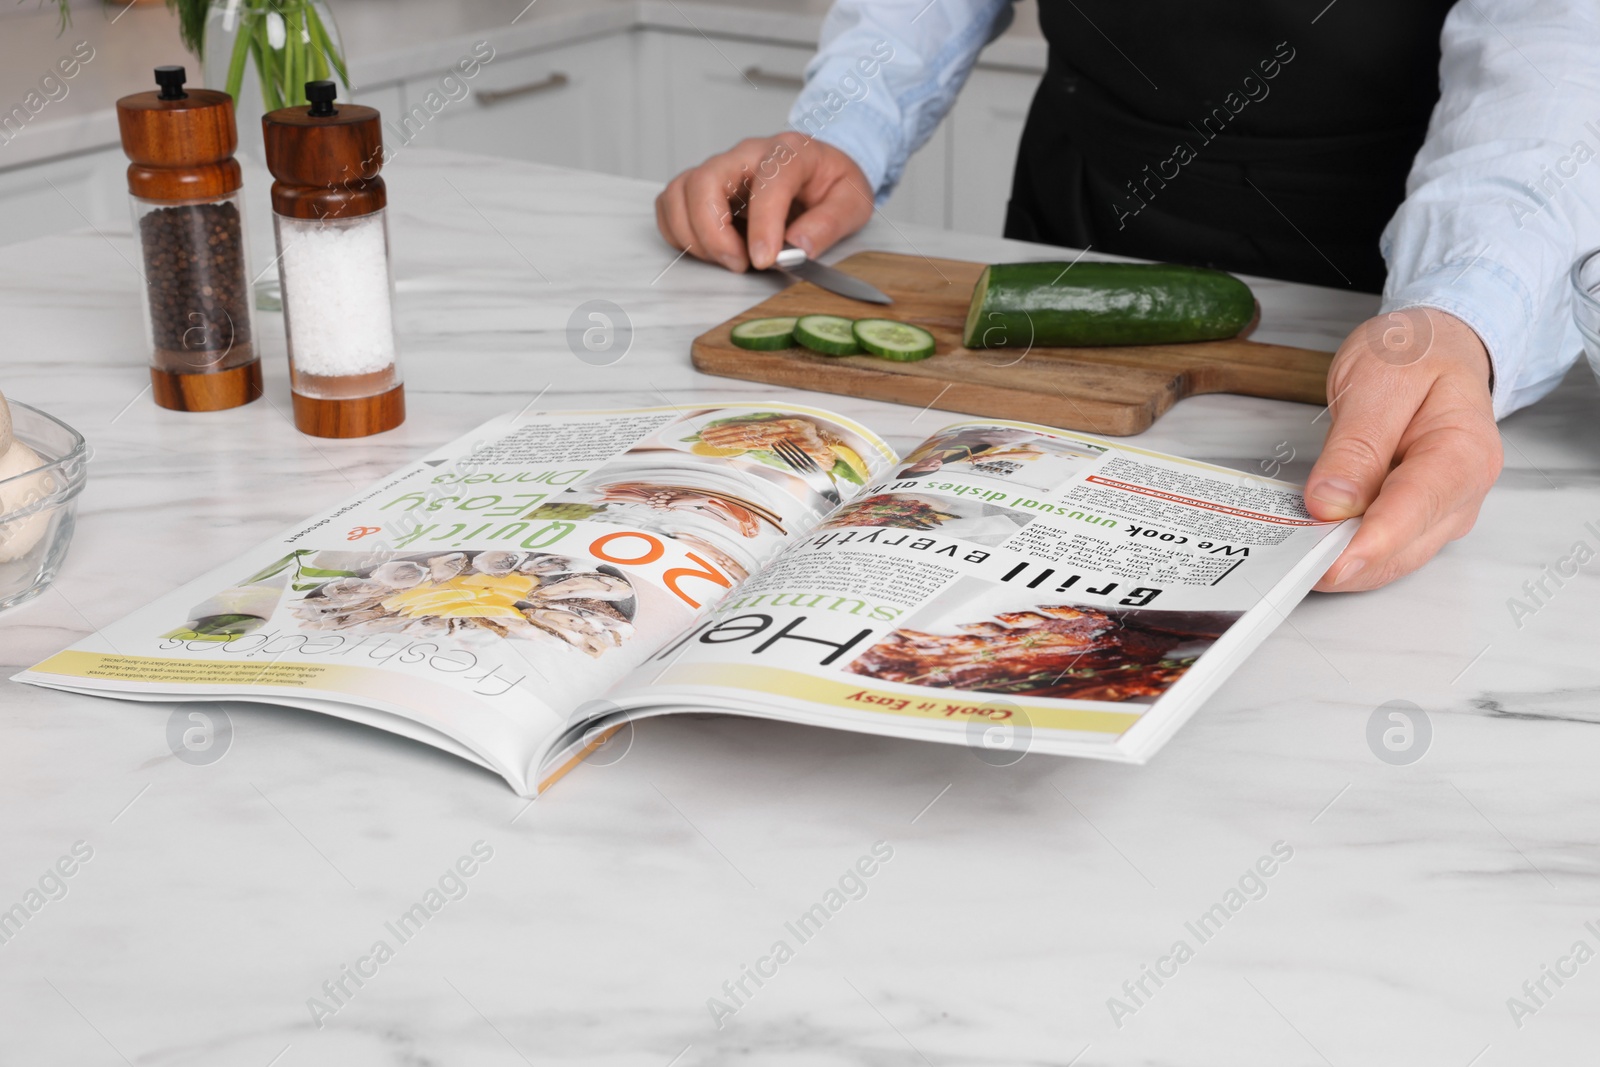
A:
[772, 245, 893, 305]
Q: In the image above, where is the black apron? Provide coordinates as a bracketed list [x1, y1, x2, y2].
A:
[1005, 1, 1455, 292]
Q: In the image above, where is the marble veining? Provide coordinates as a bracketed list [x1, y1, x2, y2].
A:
[1, 149, 1599, 1065]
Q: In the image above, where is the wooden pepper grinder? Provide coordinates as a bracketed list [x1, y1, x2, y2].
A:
[263, 80, 405, 438]
[117, 65, 262, 411]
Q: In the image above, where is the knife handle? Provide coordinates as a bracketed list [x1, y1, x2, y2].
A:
[774, 245, 808, 269]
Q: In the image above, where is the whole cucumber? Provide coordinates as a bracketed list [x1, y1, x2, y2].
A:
[963, 261, 1256, 349]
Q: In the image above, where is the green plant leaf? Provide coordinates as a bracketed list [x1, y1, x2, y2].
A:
[285, 4, 303, 105]
[252, 30, 284, 111]
[241, 549, 307, 586]
[187, 613, 263, 635]
[306, 5, 349, 88]
[164, 0, 211, 58]
[308, 25, 329, 82]
[223, 8, 255, 101]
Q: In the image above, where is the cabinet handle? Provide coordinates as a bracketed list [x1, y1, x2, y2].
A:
[475, 72, 570, 106]
[741, 66, 806, 90]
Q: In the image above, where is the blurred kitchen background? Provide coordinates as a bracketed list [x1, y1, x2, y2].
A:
[0, 0, 1044, 249]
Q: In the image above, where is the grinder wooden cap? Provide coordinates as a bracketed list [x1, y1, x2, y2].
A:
[117, 66, 241, 201]
[263, 82, 387, 219]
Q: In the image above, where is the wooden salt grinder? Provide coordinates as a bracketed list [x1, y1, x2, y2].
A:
[263, 82, 405, 438]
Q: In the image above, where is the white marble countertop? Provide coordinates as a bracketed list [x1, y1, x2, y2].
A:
[3, 148, 1599, 1065]
[0, 0, 1045, 170]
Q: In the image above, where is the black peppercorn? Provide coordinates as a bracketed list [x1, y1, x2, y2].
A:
[137, 199, 254, 372]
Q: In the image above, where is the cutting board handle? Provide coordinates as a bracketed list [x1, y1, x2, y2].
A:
[1180, 341, 1332, 405]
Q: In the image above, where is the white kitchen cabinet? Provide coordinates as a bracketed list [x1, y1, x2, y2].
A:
[651, 30, 947, 230]
[654, 32, 809, 179]
[948, 65, 1041, 236]
[392, 34, 638, 176]
[0, 146, 124, 248]
[632, 29, 676, 183]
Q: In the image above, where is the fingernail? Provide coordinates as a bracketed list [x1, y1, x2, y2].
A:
[719, 254, 743, 272]
[749, 241, 770, 269]
[1333, 558, 1366, 586]
[790, 234, 814, 257]
[1311, 477, 1360, 511]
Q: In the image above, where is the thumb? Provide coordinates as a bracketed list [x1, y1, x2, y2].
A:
[1304, 377, 1413, 522]
[785, 173, 872, 259]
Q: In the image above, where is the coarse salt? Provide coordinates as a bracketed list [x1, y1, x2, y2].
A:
[278, 213, 398, 378]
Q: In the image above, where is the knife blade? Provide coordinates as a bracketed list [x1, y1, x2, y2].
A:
[773, 245, 893, 305]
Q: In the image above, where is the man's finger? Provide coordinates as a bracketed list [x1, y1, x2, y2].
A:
[745, 171, 806, 268]
[655, 177, 692, 254]
[745, 147, 807, 270]
[1316, 426, 1492, 591]
[659, 173, 713, 263]
[784, 173, 870, 262]
[1304, 362, 1423, 522]
[1315, 521, 1453, 593]
[684, 160, 751, 272]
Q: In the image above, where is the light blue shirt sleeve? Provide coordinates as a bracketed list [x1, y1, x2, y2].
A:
[786, 0, 1016, 201]
[1380, 0, 1600, 417]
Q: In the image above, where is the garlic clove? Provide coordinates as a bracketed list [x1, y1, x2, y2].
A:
[0, 389, 12, 457]
[0, 440, 56, 563]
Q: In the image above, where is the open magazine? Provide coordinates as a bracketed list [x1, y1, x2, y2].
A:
[16, 402, 1356, 795]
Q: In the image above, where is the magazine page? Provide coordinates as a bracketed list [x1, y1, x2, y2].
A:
[14, 403, 898, 795]
[588, 418, 1355, 767]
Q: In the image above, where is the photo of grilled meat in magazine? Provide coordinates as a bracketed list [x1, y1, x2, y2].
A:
[16, 403, 1355, 794]
[846, 581, 1242, 704]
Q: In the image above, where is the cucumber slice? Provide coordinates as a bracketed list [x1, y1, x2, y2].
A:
[794, 314, 862, 356]
[852, 318, 936, 361]
[730, 316, 798, 350]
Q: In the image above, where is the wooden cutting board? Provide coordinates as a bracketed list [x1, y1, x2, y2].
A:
[690, 251, 1334, 436]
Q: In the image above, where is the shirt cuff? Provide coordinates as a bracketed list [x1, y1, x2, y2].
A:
[1381, 255, 1538, 420]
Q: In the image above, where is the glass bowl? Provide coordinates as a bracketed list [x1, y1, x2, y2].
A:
[1570, 248, 1600, 378]
[0, 401, 88, 611]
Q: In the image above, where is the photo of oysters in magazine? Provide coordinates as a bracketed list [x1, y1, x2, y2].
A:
[287, 549, 637, 657]
[846, 579, 1241, 704]
[895, 425, 1107, 490]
